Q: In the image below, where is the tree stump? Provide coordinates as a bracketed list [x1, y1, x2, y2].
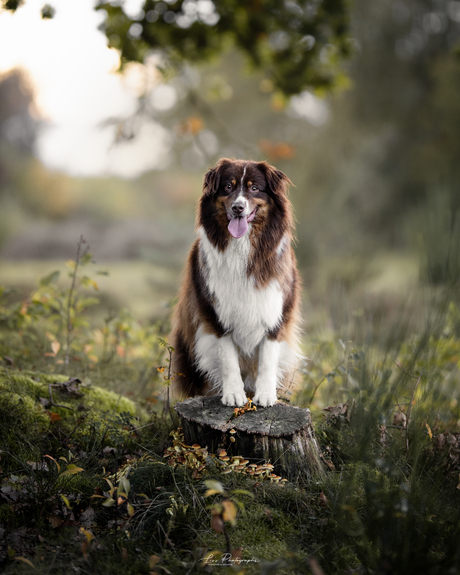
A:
[174, 396, 325, 480]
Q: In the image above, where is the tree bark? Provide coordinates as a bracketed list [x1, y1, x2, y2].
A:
[174, 396, 325, 480]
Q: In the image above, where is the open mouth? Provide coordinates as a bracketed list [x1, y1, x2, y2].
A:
[227, 207, 258, 239]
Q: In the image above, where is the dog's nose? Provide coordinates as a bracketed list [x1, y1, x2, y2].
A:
[232, 203, 245, 215]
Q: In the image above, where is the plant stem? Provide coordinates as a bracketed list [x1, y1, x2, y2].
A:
[65, 236, 89, 365]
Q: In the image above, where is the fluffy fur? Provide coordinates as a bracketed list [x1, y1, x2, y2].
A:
[170, 158, 302, 407]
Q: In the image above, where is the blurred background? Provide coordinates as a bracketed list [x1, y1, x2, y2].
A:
[1, 0, 460, 366]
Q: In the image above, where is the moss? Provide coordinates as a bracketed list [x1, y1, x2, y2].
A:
[0, 366, 145, 430]
[0, 366, 149, 475]
[81, 384, 136, 414]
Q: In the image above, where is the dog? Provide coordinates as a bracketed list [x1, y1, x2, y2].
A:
[170, 158, 302, 407]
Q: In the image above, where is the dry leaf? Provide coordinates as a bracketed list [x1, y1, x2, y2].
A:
[222, 500, 237, 526]
[48, 515, 63, 528]
[211, 514, 224, 533]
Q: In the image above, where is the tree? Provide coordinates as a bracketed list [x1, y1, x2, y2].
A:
[2, 0, 352, 97]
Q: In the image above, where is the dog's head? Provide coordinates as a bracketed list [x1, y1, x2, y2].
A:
[200, 159, 292, 241]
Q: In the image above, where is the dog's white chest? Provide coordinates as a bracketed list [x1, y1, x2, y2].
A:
[199, 228, 283, 355]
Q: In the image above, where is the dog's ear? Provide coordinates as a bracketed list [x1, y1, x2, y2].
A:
[257, 162, 292, 196]
[203, 158, 234, 195]
[203, 166, 220, 196]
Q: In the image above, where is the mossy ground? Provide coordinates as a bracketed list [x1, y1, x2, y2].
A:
[2, 358, 460, 575]
[2, 264, 460, 573]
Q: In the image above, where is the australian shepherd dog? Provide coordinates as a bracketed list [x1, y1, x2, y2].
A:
[170, 158, 302, 407]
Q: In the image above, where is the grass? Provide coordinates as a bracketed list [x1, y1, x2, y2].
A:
[0, 259, 179, 321]
[1, 251, 460, 574]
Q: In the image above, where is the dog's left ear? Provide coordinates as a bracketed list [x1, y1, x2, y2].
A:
[257, 162, 292, 196]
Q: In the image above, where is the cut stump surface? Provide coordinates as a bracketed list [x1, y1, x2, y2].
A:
[175, 396, 325, 479]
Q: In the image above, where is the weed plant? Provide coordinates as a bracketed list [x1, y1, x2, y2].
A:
[1, 242, 460, 573]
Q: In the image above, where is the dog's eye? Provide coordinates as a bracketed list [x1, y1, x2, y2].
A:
[224, 183, 232, 191]
[250, 185, 259, 193]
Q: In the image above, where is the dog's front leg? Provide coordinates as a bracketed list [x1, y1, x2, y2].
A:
[253, 337, 280, 407]
[195, 328, 247, 406]
[219, 335, 248, 406]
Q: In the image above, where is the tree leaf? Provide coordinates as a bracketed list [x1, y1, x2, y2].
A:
[59, 464, 84, 477]
[79, 527, 94, 543]
[204, 480, 224, 495]
[61, 494, 72, 510]
[51, 341, 60, 356]
[119, 477, 131, 495]
[211, 514, 224, 533]
[222, 499, 237, 526]
[230, 489, 254, 498]
[39, 270, 60, 286]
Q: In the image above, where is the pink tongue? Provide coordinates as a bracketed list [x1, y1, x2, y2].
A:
[228, 216, 248, 238]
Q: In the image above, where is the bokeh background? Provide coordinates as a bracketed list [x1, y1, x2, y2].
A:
[1, 0, 460, 396]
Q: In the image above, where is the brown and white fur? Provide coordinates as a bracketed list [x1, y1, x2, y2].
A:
[170, 158, 302, 407]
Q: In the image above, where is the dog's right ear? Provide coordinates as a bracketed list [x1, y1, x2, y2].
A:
[203, 166, 221, 196]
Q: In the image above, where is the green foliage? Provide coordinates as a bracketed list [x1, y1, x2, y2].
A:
[95, 0, 352, 96]
[0, 240, 167, 399]
[2, 253, 460, 573]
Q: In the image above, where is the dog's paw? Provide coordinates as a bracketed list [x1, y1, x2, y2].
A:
[253, 391, 278, 407]
[221, 391, 248, 407]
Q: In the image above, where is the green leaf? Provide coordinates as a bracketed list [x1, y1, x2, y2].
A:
[61, 494, 73, 510]
[80, 253, 93, 265]
[39, 270, 60, 286]
[230, 489, 255, 498]
[119, 477, 131, 496]
[75, 297, 100, 312]
[58, 464, 84, 478]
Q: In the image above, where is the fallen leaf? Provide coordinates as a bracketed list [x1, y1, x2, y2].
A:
[48, 515, 63, 528]
[61, 494, 73, 510]
[39, 397, 51, 408]
[79, 527, 94, 543]
[14, 557, 35, 569]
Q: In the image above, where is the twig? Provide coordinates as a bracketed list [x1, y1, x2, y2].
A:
[48, 384, 74, 411]
[394, 361, 422, 451]
[222, 523, 232, 556]
[307, 355, 347, 405]
[162, 345, 175, 420]
[406, 375, 421, 451]
[393, 360, 419, 379]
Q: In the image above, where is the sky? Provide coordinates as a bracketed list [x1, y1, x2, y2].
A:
[0, 0, 330, 179]
[0, 0, 173, 178]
